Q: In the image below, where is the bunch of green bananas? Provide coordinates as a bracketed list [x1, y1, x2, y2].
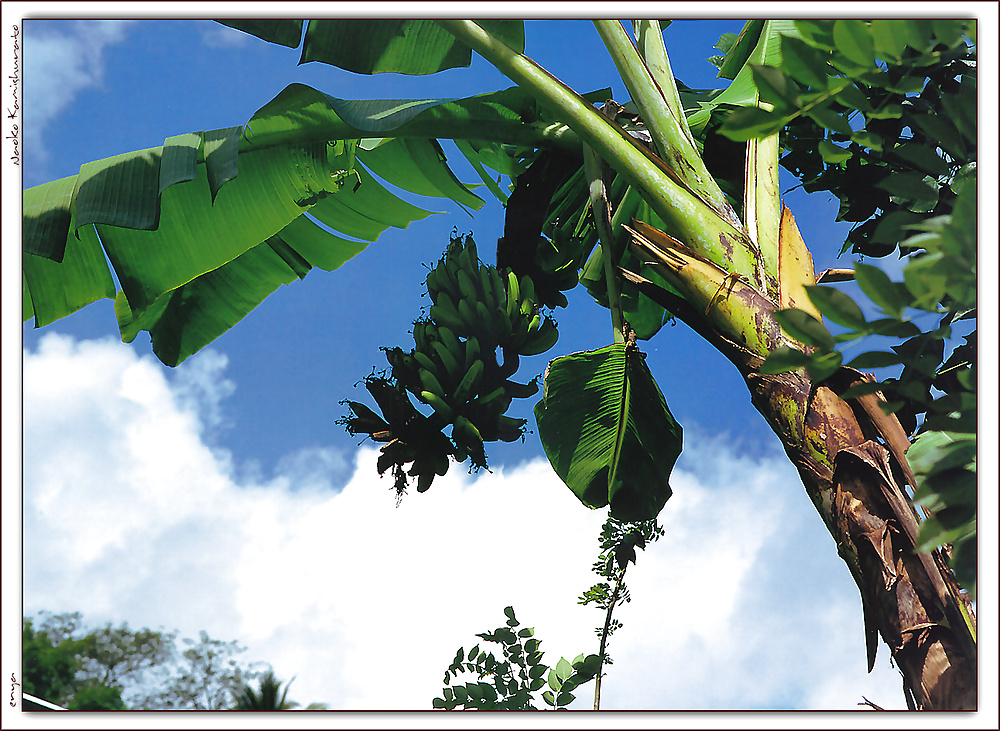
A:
[341, 233, 561, 500]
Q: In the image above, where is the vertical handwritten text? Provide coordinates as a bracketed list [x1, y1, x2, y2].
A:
[6, 24, 19, 165]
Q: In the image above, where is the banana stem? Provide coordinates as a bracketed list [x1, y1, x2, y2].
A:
[434, 19, 758, 279]
[583, 143, 625, 343]
[596, 20, 742, 231]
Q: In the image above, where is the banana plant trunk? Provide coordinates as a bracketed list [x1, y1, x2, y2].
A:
[624, 224, 977, 711]
[747, 366, 976, 710]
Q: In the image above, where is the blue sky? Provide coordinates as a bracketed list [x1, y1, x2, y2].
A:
[5, 9, 997, 721]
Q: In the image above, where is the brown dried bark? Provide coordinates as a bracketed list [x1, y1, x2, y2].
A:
[743, 367, 977, 710]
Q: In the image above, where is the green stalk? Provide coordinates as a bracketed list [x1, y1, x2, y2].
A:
[583, 144, 625, 344]
[435, 19, 758, 280]
[596, 20, 743, 232]
[593, 564, 626, 710]
[633, 20, 695, 149]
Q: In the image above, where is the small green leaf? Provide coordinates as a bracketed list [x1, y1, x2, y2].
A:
[806, 350, 843, 381]
[760, 347, 813, 374]
[868, 103, 903, 119]
[818, 140, 852, 163]
[890, 143, 949, 177]
[542, 690, 556, 706]
[750, 63, 797, 108]
[555, 657, 573, 681]
[834, 19, 876, 67]
[773, 308, 835, 350]
[854, 263, 910, 317]
[547, 669, 561, 692]
[907, 431, 976, 477]
[839, 381, 888, 399]
[780, 35, 832, 88]
[804, 285, 867, 329]
[720, 106, 788, 141]
[806, 106, 854, 136]
[851, 131, 882, 151]
[555, 691, 576, 707]
[877, 172, 940, 203]
[503, 606, 516, 621]
[869, 19, 907, 59]
[847, 351, 905, 369]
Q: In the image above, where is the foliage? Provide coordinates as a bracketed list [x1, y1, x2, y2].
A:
[233, 670, 327, 710]
[22, 612, 173, 710]
[139, 630, 266, 710]
[433, 606, 600, 710]
[435, 516, 661, 710]
[727, 20, 978, 594]
[21, 612, 276, 710]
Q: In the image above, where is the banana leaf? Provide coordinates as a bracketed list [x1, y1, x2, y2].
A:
[220, 19, 524, 75]
[534, 343, 682, 522]
[22, 84, 560, 366]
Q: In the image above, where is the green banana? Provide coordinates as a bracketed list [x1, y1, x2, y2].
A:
[489, 266, 507, 312]
[464, 336, 482, 371]
[418, 365, 446, 398]
[453, 358, 485, 404]
[520, 274, 537, 304]
[437, 325, 461, 356]
[416, 471, 434, 493]
[421, 390, 455, 421]
[496, 415, 528, 442]
[414, 350, 440, 378]
[345, 401, 389, 435]
[474, 385, 510, 413]
[453, 415, 485, 465]
[431, 340, 462, 385]
[474, 301, 497, 343]
[503, 378, 539, 399]
[431, 450, 450, 476]
[426, 267, 446, 305]
[520, 317, 559, 356]
[495, 300, 514, 343]
[458, 245, 475, 278]
[456, 268, 479, 303]
[430, 292, 465, 333]
[526, 313, 541, 333]
[479, 264, 496, 312]
[457, 298, 478, 334]
[506, 270, 521, 319]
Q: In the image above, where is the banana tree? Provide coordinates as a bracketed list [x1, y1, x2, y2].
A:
[22, 18, 976, 709]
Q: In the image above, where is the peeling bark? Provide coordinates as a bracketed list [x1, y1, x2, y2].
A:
[627, 223, 977, 709]
[744, 369, 977, 710]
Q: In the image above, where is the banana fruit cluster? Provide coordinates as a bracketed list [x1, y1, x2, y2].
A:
[341, 233, 560, 500]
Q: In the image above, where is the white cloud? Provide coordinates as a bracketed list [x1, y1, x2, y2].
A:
[18, 333, 914, 715]
[197, 23, 254, 49]
[23, 20, 134, 171]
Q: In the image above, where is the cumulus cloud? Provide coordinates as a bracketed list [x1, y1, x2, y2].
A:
[197, 23, 254, 49]
[23, 20, 134, 173]
[19, 333, 909, 713]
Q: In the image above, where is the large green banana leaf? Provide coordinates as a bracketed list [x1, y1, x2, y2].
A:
[23, 84, 568, 366]
[534, 343, 683, 522]
[219, 19, 524, 75]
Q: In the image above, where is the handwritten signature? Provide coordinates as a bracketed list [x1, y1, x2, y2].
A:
[6, 24, 19, 166]
[10, 672, 20, 707]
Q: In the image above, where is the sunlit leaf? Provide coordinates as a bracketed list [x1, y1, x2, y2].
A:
[773, 308, 835, 350]
[534, 344, 682, 522]
[298, 19, 524, 75]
